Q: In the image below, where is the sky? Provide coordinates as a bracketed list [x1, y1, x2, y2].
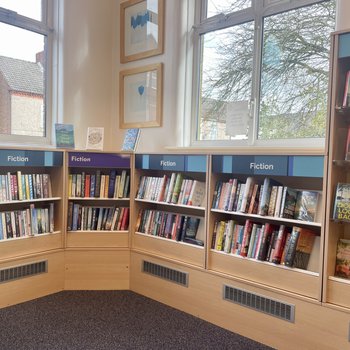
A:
[0, 0, 43, 62]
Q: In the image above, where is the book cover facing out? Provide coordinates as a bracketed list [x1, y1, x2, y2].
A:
[122, 128, 140, 151]
[335, 238, 350, 279]
[55, 123, 75, 149]
[333, 183, 350, 222]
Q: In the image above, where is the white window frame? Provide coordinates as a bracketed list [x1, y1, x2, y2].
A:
[190, 0, 334, 149]
[0, 0, 56, 146]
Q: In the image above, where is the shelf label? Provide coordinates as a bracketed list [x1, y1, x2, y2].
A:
[212, 155, 288, 176]
[135, 154, 207, 172]
[0, 150, 63, 167]
[288, 156, 323, 178]
[68, 152, 130, 168]
[339, 33, 350, 58]
[212, 155, 324, 178]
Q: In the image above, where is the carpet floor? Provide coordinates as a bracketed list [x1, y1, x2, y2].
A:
[0, 290, 275, 350]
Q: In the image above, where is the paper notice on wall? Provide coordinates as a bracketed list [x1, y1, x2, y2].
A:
[225, 100, 249, 136]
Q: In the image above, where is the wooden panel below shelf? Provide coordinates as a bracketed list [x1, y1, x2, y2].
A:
[208, 251, 320, 300]
[64, 249, 130, 290]
[327, 278, 350, 308]
[66, 231, 129, 248]
[0, 233, 63, 261]
[132, 233, 205, 268]
[130, 251, 350, 350]
[0, 251, 64, 308]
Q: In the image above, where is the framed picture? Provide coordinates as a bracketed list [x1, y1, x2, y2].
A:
[119, 63, 163, 128]
[120, 0, 164, 63]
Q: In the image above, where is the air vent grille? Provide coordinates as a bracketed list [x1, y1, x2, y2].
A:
[142, 260, 188, 287]
[223, 285, 295, 322]
[0, 261, 47, 283]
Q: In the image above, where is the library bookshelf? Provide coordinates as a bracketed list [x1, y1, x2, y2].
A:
[324, 30, 350, 309]
[131, 154, 208, 268]
[0, 148, 65, 260]
[207, 154, 326, 300]
[65, 151, 131, 249]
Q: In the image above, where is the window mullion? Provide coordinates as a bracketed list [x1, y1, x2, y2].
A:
[249, 7, 264, 145]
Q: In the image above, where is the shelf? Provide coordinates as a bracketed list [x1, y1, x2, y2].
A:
[134, 198, 205, 212]
[210, 208, 322, 229]
[208, 250, 320, 299]
[0, 197, 62, 206]
[68, 197, 130, 201]
[326, 276, 350, 308]
[335, 106, 350, 117]
[133, 232, 205, 268]
[66, 231, 129, 248]
[0, 231, 63, 260]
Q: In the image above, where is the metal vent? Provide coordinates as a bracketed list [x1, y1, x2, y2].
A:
[0, 261, 47, 283]
[223, 285, 295, 323]
[142, 260, 188, 287]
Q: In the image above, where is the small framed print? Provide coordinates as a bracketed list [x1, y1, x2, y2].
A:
[120, 0, 164, 63]
[119, 63, 163, 128]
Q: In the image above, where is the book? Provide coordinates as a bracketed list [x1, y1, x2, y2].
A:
[271, 225, 288, 264]
[86, 127, 104, 150]
[292, 228, 316, 269]
[184, 217, 200, 238]
[239, 177, 255, 213]
[333, 183, 350, 222]
[223, 220, 235, 253]
[283, 226, 309, 267]
[257, 223, 275, 261]
[279, 187, 298, 219]
[345, 126, 350, 161]
[258, 178, 281, 216]
[121, 128, 140, 151]
[240, 220, 253, 257]
[187, 180, 206, 207]
[335, 238, 350, 278]
[294, 190, 319, 222]
[342, 70, 350, 108]
[55, 123, 75, 149]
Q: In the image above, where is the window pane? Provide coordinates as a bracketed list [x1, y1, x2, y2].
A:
[207, 0, 251, 18]
[259, 1, 335, 140]
[198, 21, 254, 141]
[0, 0, 42, 21]
[0, 23, 45, 137]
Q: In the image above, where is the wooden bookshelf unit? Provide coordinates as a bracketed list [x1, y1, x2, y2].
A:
[324, 30, 350, 309]
[132, 154, 208, 268]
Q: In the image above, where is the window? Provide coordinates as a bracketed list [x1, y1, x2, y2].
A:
[0, 0, 54, 143]
[192, 0, 336, 147]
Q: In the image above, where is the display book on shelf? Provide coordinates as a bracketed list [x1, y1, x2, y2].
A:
[209, 154, 323, 285]
[66, 152, 131, 233]
[0, 149, 63, 252]
[133, 154, 207, 255]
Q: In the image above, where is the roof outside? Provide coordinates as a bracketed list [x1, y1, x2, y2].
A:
[0, 55, 43, 95]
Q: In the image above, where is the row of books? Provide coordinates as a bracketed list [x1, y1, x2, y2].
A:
[136, 174, 206, 207]
[135, 209, 203, 246]
[67, 203, 129, 231]
[0, 172, 52, 202]
[212, 177, 320, 223]
[0, 204, 54, 240]
[211, 219, 316, 270]
[68, 170, 130, 199]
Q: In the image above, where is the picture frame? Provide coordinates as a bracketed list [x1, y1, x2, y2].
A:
[120, 0, 164, 63]
[119, 63, 163, 128]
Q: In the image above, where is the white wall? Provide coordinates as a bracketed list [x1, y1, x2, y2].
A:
[112, 0, 186, 153]
[60, 0, 114, 150]
[336, 0, 350, 31]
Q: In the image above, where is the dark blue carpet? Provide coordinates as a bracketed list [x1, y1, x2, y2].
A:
[0, 291, 274, 349]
